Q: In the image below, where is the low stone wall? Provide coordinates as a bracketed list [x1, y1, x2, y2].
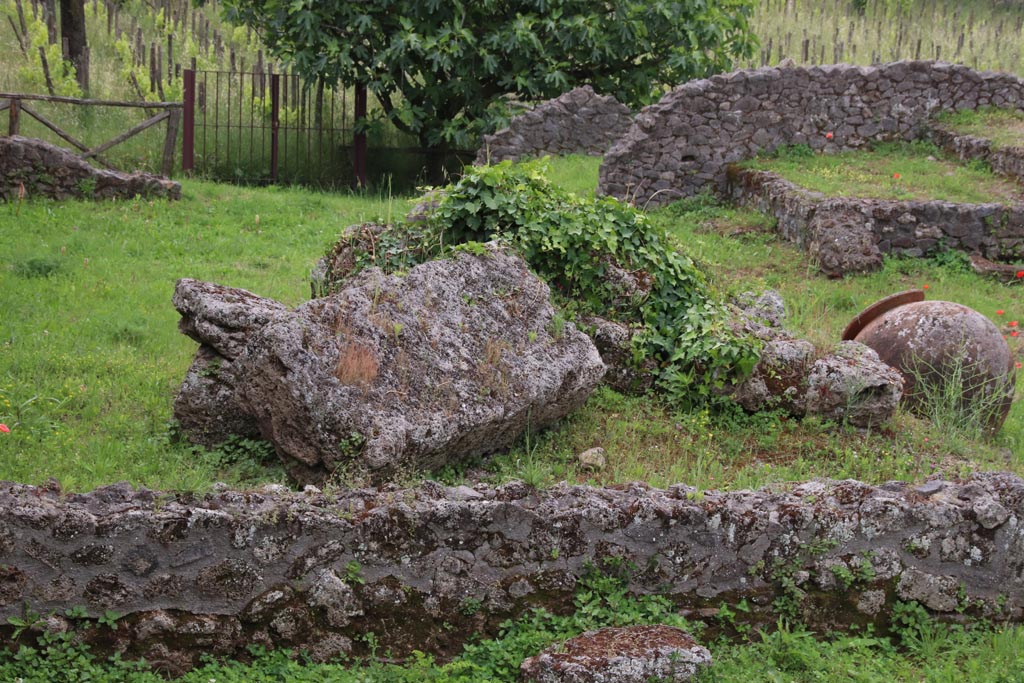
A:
[0, 135, 180, 201]
[930, 126, 1024, 185]
[475, 86, 632, 165]
[1, 474, 1022, 673]
[599, 61, 1024, 208]
[726, 166, 1024, 276]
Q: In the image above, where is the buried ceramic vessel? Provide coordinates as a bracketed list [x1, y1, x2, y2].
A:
[843, 289, 1016, 431]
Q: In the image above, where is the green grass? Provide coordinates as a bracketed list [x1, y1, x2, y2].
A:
[742, 142, 1024, 203]
[2, 155, 1021, 494]
[0, 181, 411, 490]
[935, 107, 1024, 150]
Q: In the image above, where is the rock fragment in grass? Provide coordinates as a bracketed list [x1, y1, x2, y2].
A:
[520, 624, 712, 683]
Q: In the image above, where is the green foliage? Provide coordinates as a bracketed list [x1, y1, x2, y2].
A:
[424, 161, 760, 408]
[217, 0, 757, 150]
[14, 256, 65, 279]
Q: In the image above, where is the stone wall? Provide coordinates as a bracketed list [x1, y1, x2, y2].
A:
[726, 166, 1024, 277]
[930, 126, 1024, 185]
[599, 61, 1024, 208]
[475, 86, 633, 165]
[0, 136, 180, 201]
[1, 473, 1023, 673]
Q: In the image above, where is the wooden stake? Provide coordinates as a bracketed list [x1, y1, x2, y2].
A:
[37, 46, 55, 95]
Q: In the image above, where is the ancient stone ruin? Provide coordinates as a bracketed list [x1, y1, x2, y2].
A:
[174, 244, 606, 483]
[599, 61, 1024, 208]
[0, 473, 1021, 673]
[726, 166, 1024, 277]
[0, 135, 181, 201]
[596, 61, 1024, 276]
[476, 85, 633, 164]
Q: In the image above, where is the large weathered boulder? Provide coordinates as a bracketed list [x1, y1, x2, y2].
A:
[0, 135, 180, 201]
[174, 244, 606, 482]
[520, 625, 712, 683]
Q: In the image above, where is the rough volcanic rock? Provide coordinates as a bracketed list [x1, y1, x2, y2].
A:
[579, 316, 657, 394]
[809, 208, 884, 278]
[520, 625, 712, 683]
[2, 473, 1024, 673]
[476, 86, 633, 164]
[735, 340, 905, 427]
[731, 339, 816, 414]
[175, 244, 606, 481]
[729, 290, 904, 426]
[172, 279, 290, 446]
[803, 341, 905, 427]
[0, 135, 180, 201]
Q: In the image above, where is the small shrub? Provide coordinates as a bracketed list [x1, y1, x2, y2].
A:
[14, 256, 64, 279]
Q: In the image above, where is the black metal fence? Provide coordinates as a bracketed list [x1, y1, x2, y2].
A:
[181, 68, 365, 188]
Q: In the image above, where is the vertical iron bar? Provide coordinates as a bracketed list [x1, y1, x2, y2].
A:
[214, 70, 220, 176]
[354, 83, 367, 188]
[249, 69, 255, 183]
[182, 68, 194, 173]
[270, 72, 279, 183]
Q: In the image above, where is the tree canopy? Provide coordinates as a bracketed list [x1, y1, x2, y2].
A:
[220, 0, 758, 151]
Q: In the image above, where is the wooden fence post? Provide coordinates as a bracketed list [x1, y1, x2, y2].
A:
[8, 98, 20, 135]
[161, 108, 181, 177]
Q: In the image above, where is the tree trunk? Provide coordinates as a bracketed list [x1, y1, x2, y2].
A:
[59, 0, 87, 93]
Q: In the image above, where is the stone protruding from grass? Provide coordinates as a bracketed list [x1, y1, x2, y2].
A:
[0, 136, 180, 201]
[174, 242, 606, 483]
[520, 625, 712, 682]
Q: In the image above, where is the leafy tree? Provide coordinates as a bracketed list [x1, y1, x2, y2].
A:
[219, 0, 757, 154]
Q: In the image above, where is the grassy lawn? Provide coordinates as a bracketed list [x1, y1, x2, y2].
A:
[935, 107, 1024, 150]
[2, 155, 1021, 494]
[741, 141, 1024, 203]
[1, 182, 411, 490]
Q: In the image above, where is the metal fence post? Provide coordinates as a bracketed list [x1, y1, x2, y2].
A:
[270, 73, 280, 183]
[182, 69, 195, 174]
[354, 83, 367, 188]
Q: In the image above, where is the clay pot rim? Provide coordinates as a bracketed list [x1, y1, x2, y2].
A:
[841, 289, 926, 341]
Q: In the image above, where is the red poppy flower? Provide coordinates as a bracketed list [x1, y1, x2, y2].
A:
[997, 310, 1005, 315]
[825, 132, 834, 140]
[1012, 331, 1020, 337]
[922, 284, 929, 290]
[1011, 321, 1019, 327]
[0, 424, 9, 434]
[893, 173, 901, 180]
[1017, 271, 1024, 278]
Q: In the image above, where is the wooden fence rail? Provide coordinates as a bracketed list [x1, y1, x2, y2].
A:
[0, 92, 181, 177]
